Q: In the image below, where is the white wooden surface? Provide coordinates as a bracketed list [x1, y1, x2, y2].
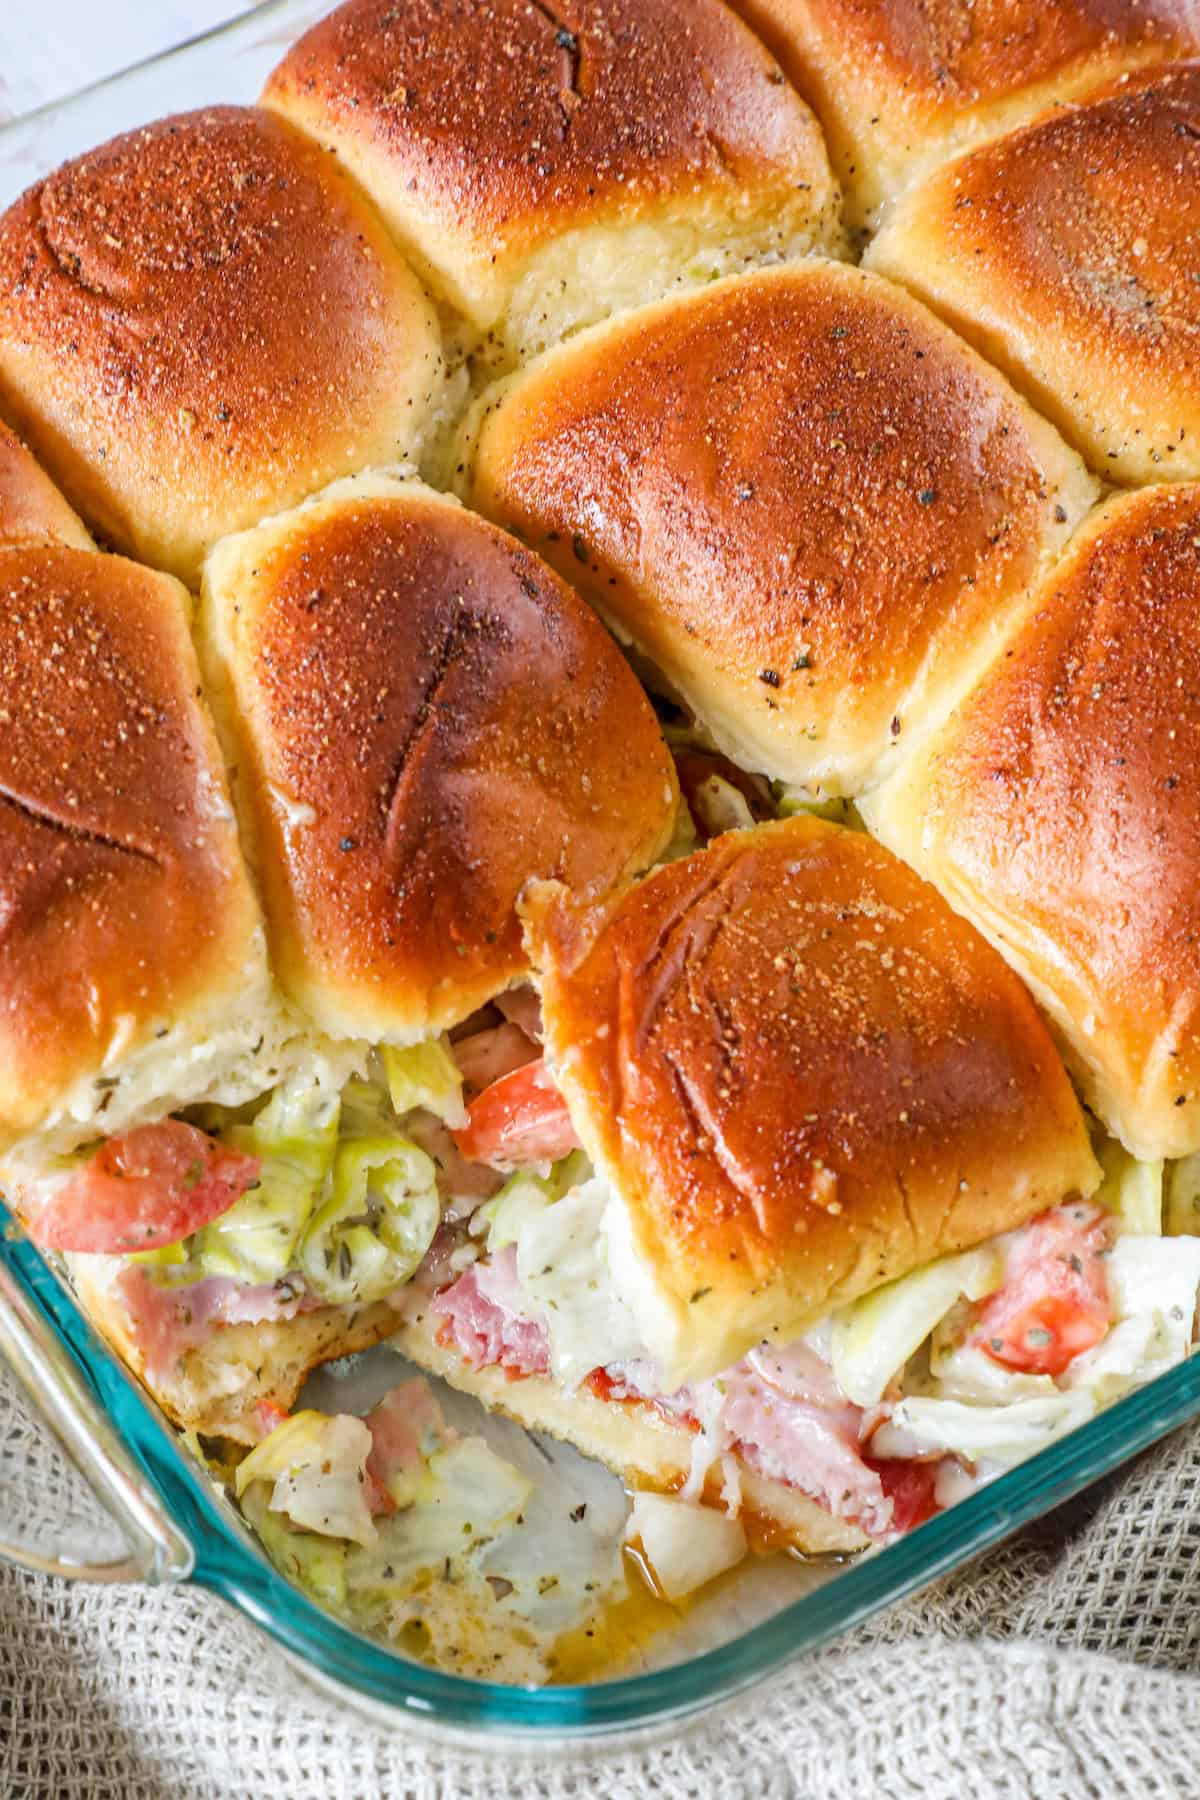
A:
[0, 2, 261, 124]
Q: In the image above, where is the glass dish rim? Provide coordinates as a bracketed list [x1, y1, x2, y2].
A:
[5, 1201, 1200, 1737]
[3, 0, 1200, 1740]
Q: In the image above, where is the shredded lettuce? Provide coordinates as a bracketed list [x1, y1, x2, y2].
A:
[831, 1247, 1003, 1407]
[512, 1177, 646, 1385]
[236, 1411, 377, 1546]
[382, 1039, 467, 1129]
[298, 1134, 440, 1307]
[1093, 1143, 1163, 1236]
[874, 1390, 1096, 1464]
[1166, 1153, 1200, 1237]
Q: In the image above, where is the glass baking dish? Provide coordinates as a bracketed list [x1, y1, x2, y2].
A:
[3, 0, 1200, 1744]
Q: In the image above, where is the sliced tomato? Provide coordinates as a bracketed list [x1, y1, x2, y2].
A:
[28, 1120, 261, 1255]
[864, 1455, 940, 1534]
[973, 1205, 1113, 1378]
[452, 1058, 580, 1167]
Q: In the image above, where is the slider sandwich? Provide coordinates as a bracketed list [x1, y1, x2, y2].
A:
[1, 470, 677, 1439]
[392, 816, 1200, 1553]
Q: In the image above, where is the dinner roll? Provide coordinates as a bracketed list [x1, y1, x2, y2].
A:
[862, 483, 1200, 1163]
[200, 475, 679, 1045]
[867, 61, 1200, 486]
[262, 0, 842, 372]
[0, 546, 281, 1169]
[0, 107, 446, 587]
[729, 0, 1198, 232]
[468, 263, 1097, 801]
[0, 421, 92, 551]
[524, 816, 1099, 1386]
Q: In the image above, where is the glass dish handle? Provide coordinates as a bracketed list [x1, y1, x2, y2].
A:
[0, 1256, 193, 1584]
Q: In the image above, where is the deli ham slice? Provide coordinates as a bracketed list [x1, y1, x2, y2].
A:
[114, 1265, 320, 1379]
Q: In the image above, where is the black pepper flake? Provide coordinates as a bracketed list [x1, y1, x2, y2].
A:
[569, 1503, 588, 1522]
[830, 326, 849, 340]
[917, 488, 937, 506]
[1054, 504, 1067, 523]
[690, 1286, 713, 1304]
[759, 668, 781, 687]
[339, 836, 358, 851]
[792, 651, 812, 670]
[890, 715, 901, 737]
[572, 533, 589, 564]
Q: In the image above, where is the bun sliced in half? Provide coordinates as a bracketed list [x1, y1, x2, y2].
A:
[867, 61, 1200, 486]
[727, 0, 1198, 231]
[390, 1307, 870, 1555]
[0, 107, 446, 586]
[200, 475, 679, 1044]
[262, 0, 842, 372]
[0, 545, 276, 1169]
[862, 483, 1200, 1162]
[0, 421, 92, 551]
[522, 816, 1099, 1387]
[469, 264, 1096, 801]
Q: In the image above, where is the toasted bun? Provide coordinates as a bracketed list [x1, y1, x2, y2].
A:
[867, 61, 1200, 486]
[262, 0, 841, 371]
[391, 1305, 868, 1555]
[0, 107, 446, 587]
[524, 817, 1099, 1386]
[469, 264, 1096, 800]
[728, 0, 1198, 231]
[0, 546, 279, 1163]
[0, 421, 92, 551]
[70, 1256, 404, 1445]
[200, 475, 678, 1043]
[863, 484, 1200, 1162]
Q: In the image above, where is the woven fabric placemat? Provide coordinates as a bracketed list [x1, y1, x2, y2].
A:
[5, 1356, 1200, 1799]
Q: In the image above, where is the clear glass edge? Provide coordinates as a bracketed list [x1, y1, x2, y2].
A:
[1, 0, 1199, 1739]
[4, 1200, 1200, 1737]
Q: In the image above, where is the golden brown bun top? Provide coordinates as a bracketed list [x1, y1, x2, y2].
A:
[0, 421, 92, 551]
[867, 60, 1200, 485]
[526, 816, 1098, 1382]
[0, 106, 443, 585]
[0, 547, 263, 1146]
[201, 478, 678, 1042]
[470, 263, 1095, 798]
[263, 0, 833, 321]
[867, 483, 1200, 1161]
[732, 0, 1197, 225]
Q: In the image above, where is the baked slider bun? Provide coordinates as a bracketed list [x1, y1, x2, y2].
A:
[200, 474, 679, 1042]
[393, 814, 1098, 1550]
[0, 421, 92, 551]
[867, 60, 1200, 486]
[728, 0, 1199, 231]
[524, 816, 1098, 1382]
[863, 483, 1200, 1162]
[467, 263, 1097, 801]
[0, 546, 273, 1170]
[0, 106, 446, 587]
[262, 0, 842, 372]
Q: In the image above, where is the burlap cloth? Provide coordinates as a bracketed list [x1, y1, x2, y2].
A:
[4, 1358, 1200, 1798]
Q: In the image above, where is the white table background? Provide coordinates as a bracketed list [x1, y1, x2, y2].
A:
[3, 8, 1200, 1797]
[0, 3, 262, 125]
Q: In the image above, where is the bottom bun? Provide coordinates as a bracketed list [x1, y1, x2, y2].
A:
[70, 1259, 404, 1445]
[391, 1308, 868, 1557]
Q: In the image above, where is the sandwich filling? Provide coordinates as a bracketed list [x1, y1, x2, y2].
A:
[26, 973, 1200, 1545]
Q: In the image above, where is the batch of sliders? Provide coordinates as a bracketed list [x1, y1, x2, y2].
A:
[1, 0, 1200, 1680]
